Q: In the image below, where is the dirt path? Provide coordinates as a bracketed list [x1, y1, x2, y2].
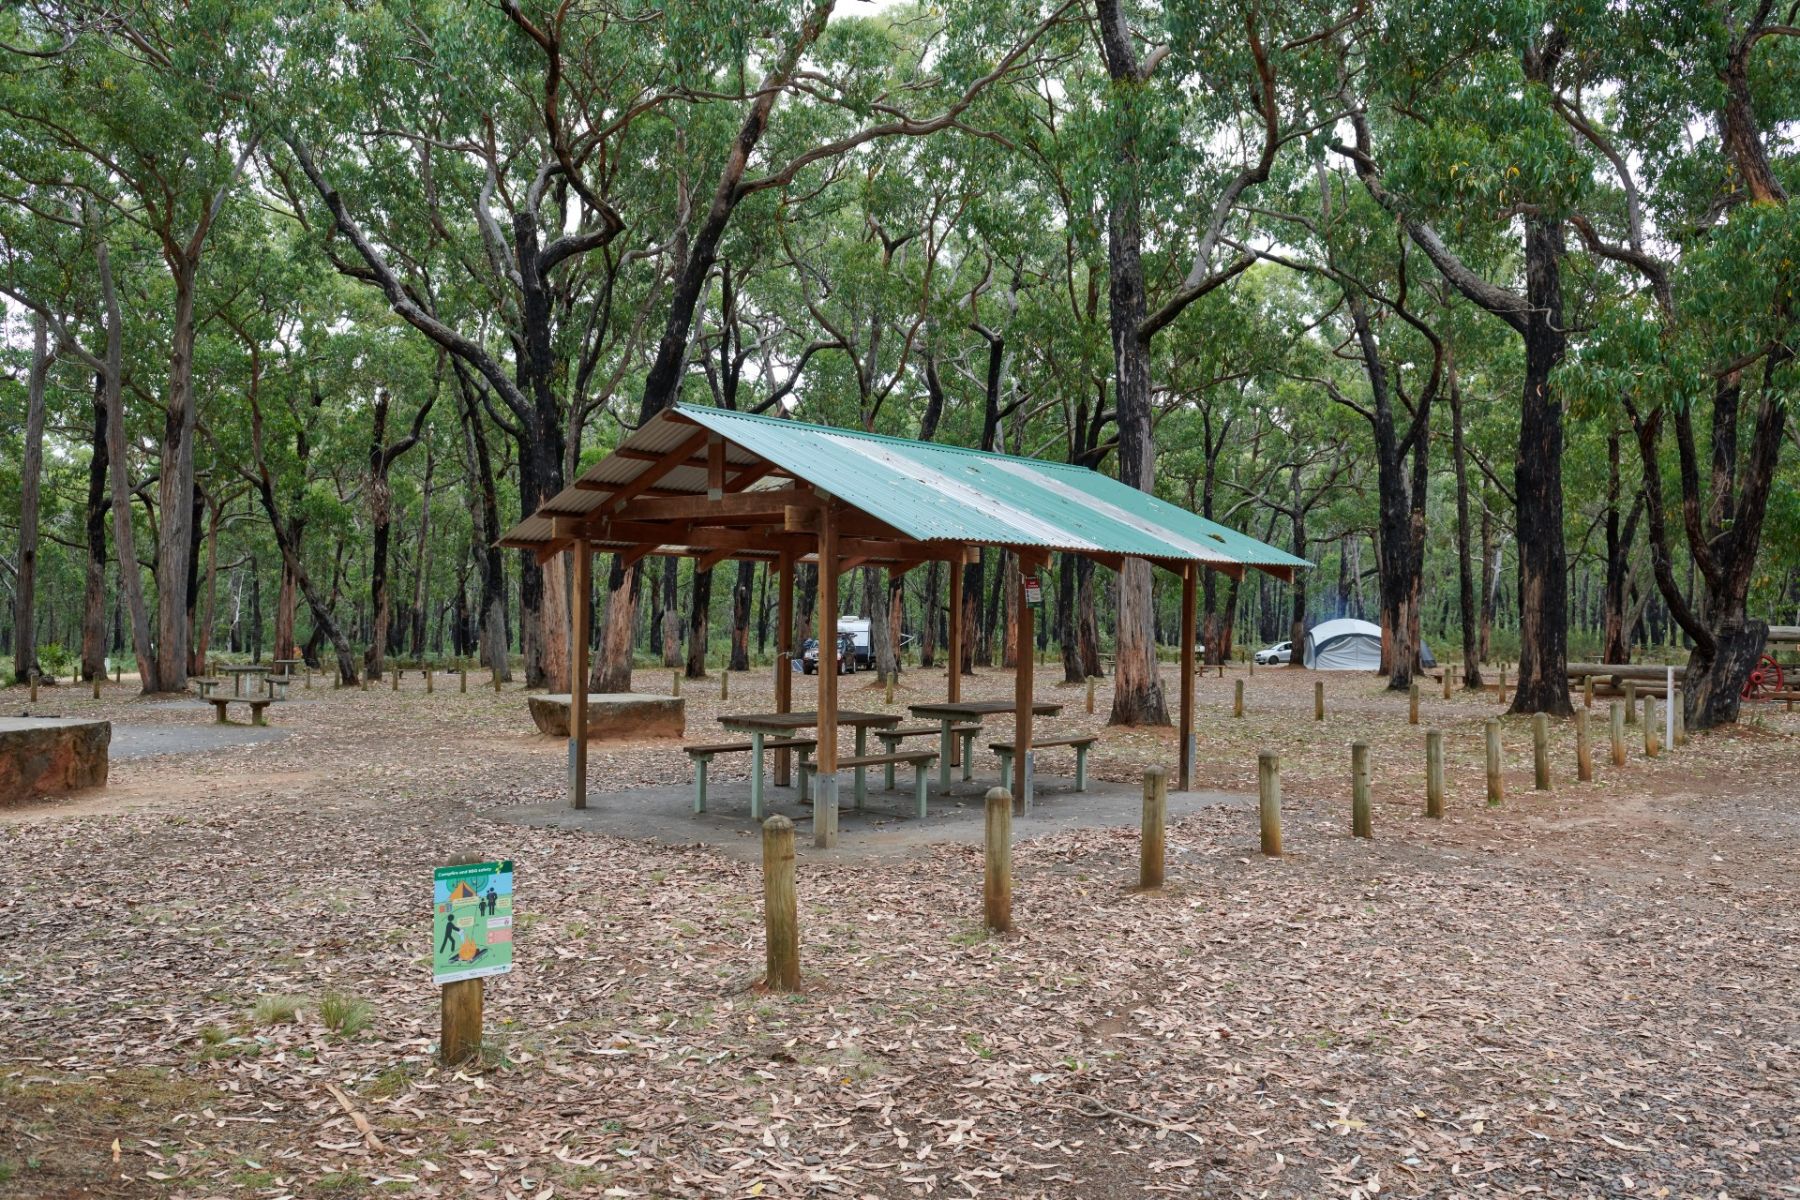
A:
[2, 666, 1795, 1198]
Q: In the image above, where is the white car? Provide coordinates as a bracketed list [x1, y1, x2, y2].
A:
[1254, 640, 1292, 666]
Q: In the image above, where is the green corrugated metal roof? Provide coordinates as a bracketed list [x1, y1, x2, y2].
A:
[500, 402, 1309, 577]
[670, 405, 1308, 572]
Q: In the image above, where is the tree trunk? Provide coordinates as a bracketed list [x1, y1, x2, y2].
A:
[454, 367, 509, 679]
[919, 560, 940, 669]
[82, 377, 109, 683]
[13, 314, 48, 684]
[154, 256, 201, 692]
[729, 559, 754, 672]
[686, 565, 712, 678]
[1287, 464, 1309, 667]
[1508, 216, 1572, 716]
[662, 558, 683, 668]
[1450, 373, 1485, 689]
[96, 242, 156, 690]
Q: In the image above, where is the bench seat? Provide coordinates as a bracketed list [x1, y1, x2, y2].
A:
[876, 724, 982, 786]
[208, 697, 273, 727]
[989, 736, 1098, 795]
[686, 738, 816, 814]
[799, 750, 938, 819]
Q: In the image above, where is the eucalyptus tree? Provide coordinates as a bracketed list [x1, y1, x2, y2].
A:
[1553, 1, 1797, 727]
[1092, 0, 1346, 724]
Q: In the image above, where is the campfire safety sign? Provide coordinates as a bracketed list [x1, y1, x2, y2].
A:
[433, 860, 514, 984]
[1024, 576, 1044, 608]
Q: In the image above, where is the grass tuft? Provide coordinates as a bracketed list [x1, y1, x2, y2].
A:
[320, 992, 374, 1037]
[252, 993, 307, 1025]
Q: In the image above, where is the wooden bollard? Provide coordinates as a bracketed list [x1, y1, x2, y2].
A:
[1257, 752, 1282, 856]
[1576, 708, 1593, 782]
[305, 666, 312, 690]
[1532, 712, 1551, 790]
[1644, 697, 1660, 758]
[360, 672, 369, 692]
[1582, 675, 1594, 708]
[426, 668, 434, 694]
[1248, 657, 1255, 676]
[672, 670, 681, 698]
[1217, 661, 1224, 679]
[1313, 680, 1325, 722]
[723, 671, 731, 702]
[1497, 667, 1508, 706]
[29, 673, 38, 703]
[1139, 767, 1167, 890]
[1233, 678, 1244, 718]
[1610, 701, 1626, 766]
[882, 674, 892, 704]
[761, 816, 801, 991]
[492, 666, 501, 693]
[1442, 667, 1452, 700]
[984, 787, 1013, 932]
[1624, 680, 1637, 724]
[460, 666, 467, 694]
[1673, 690, 1686, 747]
[1485, 720, 1503, 806]
[1408, 682, 1420, 725]
[1351, 741, 1372, 838]
[392, 669, 399, 692]
[1085, 676, 1096, 714]
[1425, 729, 1444, 818]
[439, 852, 487, 1066]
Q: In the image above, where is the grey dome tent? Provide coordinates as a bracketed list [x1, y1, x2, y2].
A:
[1303, 617, 1437, 671]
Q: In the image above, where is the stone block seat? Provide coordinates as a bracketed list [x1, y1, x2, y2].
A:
[0, 717, 110, 806]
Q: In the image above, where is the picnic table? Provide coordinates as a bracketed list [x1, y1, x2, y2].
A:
[218, 664, 271, 697]
[717, 709, 901, 819]
[907, 700, 1063, 790]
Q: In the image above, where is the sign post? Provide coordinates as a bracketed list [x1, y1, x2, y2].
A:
[434, 857, 514, 1065]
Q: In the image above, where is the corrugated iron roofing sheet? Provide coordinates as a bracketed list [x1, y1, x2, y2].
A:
[500, 403, 1309, 574]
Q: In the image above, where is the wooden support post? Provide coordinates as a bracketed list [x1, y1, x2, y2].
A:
[1233, 677, 1244, 718]
[1673, 689, 1686, 747]
[815, 502, 840, 849]
[1139, 767, 1167, 890]
[1644, 697, 1660, 758]
[1425, 730, 1444, 818]
[1351, 741, 1372, 838]
[672, 669, 681, 698]
[984, 786, 1012, 932]
[569, 539, 591, 811]
[305, 666, 312, 690]
[1485, 720, 1504, 806]
[460, 665, 467, 694]
[720, 670, 729, 701]
[884, 674, 893, 705]
[775, 551, 795, 787]
[1664, 666, 1675, 751]
[1408, 681, 1420, 725]
[1576, 708, 1593, 782]
[1443, 667, 1452, 700]
[1314, 680, 1325, 721]
[1258, 753, 1282, 857]
[1610, 700, 1626, 766]
[1086, 676, 1096, 714]
[761, 815, 801, 991]
[1624, 680, 1637, 723]
[361, 672, 369, 692]
[1014, 556, 1036, 811]
[1532, 712, 1551, 790]
[1582, 674, 1594, 708]
[439, 852, 486, 1066]
[28, 673, 36, 703]
[1497, 666, 1507, 706]
[1177, 565, 1196, 793]
[426, 668, 434, 694]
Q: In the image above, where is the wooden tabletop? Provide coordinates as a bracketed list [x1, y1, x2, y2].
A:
[719, 710, 902, 733]
[908, 700, 1063, 719]
[219, 665, 271, 673]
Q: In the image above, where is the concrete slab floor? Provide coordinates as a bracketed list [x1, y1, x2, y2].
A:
[488, 774, 1254, 863]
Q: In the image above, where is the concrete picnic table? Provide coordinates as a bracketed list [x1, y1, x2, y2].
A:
[907, 699, 1064, 791]
[218, 664, 271, 697]
[717, 709, 901, 820]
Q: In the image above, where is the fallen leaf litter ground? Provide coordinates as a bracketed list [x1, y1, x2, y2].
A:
[2, 664, 1795, 1199]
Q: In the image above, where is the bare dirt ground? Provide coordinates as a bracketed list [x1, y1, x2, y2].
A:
[2, 663, 1796, 1199]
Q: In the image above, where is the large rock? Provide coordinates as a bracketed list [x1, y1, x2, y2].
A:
[0, 718, 110, 806]
[528, 693, 684, 740]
